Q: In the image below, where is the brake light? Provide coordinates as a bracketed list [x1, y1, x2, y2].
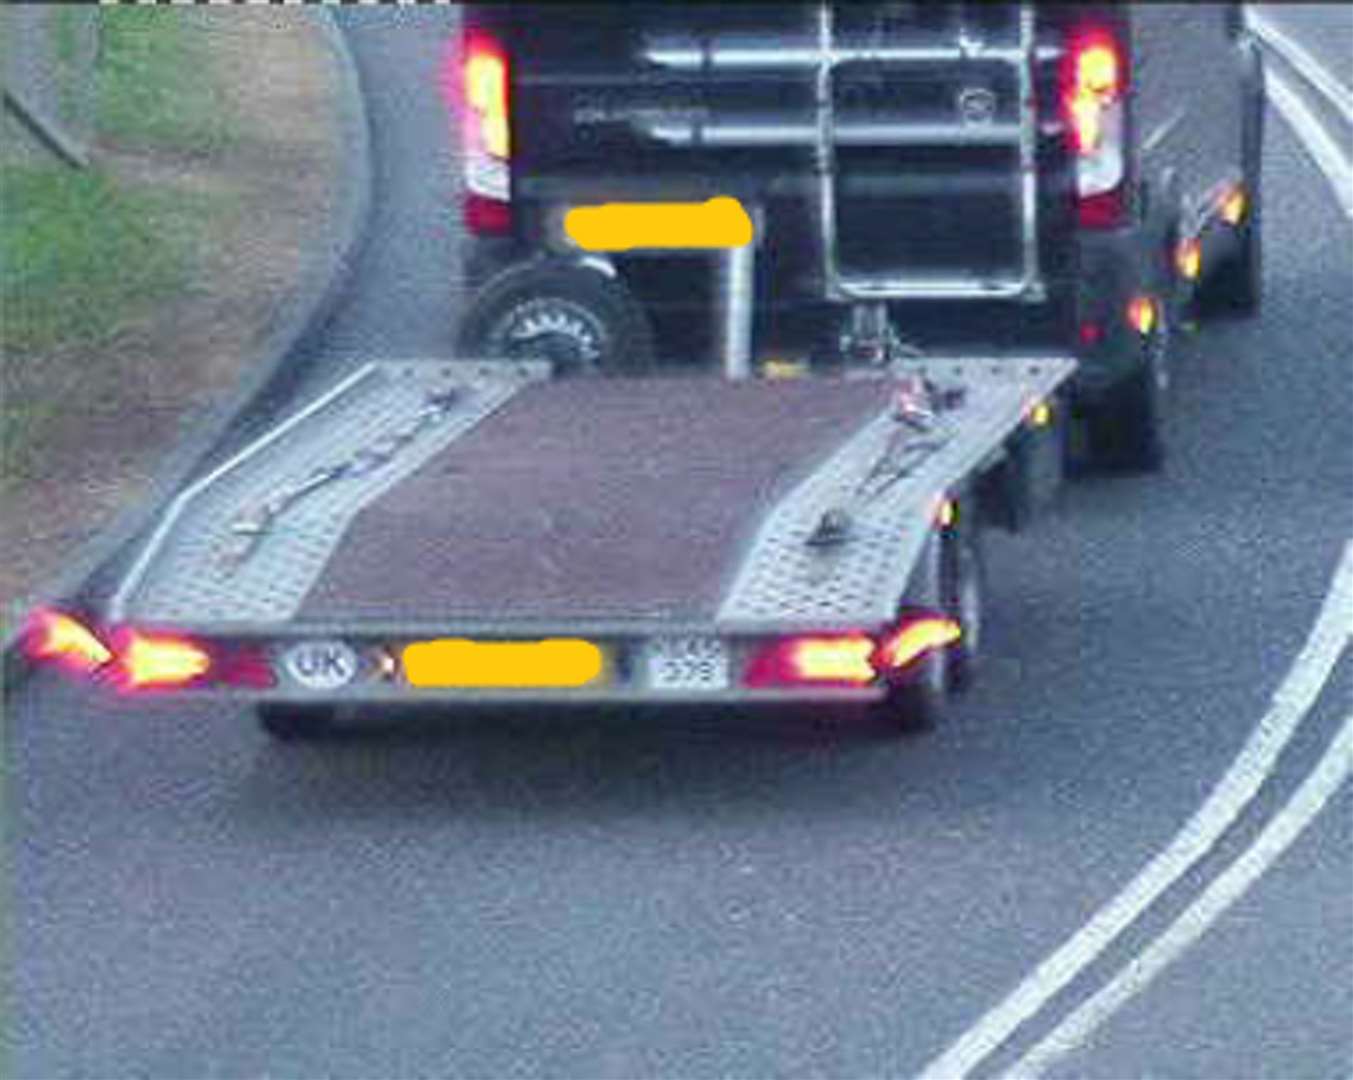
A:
[1063, 26, 1127, 228]
[114, 629, 212, 691]
[464, 33, 509, 159]
[744, 634, 878, 688]
[21, 608, 112, 676]
[457, 27, 511, 234]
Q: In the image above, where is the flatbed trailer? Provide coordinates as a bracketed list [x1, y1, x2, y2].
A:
[26, 354, 1073, 737]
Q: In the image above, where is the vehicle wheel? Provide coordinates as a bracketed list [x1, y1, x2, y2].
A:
[1084, 305, 1170, 473]
[1197, 83, 1264, 318]
[258, 704, 336, 742]
[457, 260, 655, 376]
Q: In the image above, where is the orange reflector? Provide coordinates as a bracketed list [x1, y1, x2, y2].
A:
[1175, 237, 1202, 281]
[565, 197, 753, 252]
[119, 631, 211, 689]
[1220, 186, 1247, 227]
[402, 638, 605, 688]
[23, 609, 112, 673]
[1127, 295, 1157, 336]
[1029, 400, 1053, 429]
[878, 618, 962, 671]
[788, 636, 877, 684]
[936, 497, 958, 529]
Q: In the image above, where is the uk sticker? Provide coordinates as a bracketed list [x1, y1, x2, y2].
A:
[280, 640, 359, 690]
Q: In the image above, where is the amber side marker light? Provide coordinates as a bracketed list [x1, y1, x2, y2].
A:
[1175, 237, 1202, 281]
[21, 608, 112, 676]
[876, 618, 963, 673]
[1127, 295, 1158, 336]
[1220, 186, 1247, 227]
[1028, 400, 1054, 429]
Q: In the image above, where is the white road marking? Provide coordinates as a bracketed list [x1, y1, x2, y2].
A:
[1265, 71, 1353, 219]
[1006, 713, 1353, 1078]
[1247, 10, 1353, 126]
[918, 542, 1353, 1080]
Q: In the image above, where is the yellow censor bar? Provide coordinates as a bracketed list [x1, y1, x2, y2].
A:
[564, 196, 753, 251]
[402, 638, 605, 688]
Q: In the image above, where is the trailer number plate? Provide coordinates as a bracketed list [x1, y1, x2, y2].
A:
[644, 636, 730, 692]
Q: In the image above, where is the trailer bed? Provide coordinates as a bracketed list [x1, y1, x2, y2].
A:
[110, 357, 1073, 641]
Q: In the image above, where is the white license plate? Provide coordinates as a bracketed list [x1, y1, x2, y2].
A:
[644, 636, 730, 691]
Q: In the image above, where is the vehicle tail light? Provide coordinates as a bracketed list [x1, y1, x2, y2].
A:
[111, 629, 212, 691]
[1063, 26, 1127, 228]
[875, 617, 963, 673]
[456, 27, 512, 234]
[744, 634, 877, 688]
[743, 619, 961, 690]
[21, 608, 113, 676]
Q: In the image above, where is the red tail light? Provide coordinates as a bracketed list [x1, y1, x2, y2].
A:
[745, 634, 878, 689]
[457, 27, 512, 235]
[111, 628, 213, 691]
[1062, 25, 1128, 228]
[743, 619, 961, 690]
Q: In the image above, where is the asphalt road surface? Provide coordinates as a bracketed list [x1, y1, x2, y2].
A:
[9, 8, 1351, 1078]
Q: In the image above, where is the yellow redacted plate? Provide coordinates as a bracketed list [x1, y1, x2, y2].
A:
[564, 196, 753, 251]
[402, 638, 607, 688]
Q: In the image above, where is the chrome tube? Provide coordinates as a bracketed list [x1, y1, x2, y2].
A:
[718, 237, 756, 380]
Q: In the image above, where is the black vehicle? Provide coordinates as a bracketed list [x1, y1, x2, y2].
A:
[454, 2, 1264, 472]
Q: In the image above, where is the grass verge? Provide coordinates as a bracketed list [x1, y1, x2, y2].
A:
[95, 9, 233, 154]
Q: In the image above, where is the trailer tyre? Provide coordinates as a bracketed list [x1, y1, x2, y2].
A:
[457, 261, 655, 376]
[258, 704, 336, 742]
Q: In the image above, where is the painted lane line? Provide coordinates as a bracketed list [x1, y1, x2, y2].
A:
[1007, 713, 1353, 1078]
[1247, 10, 1353, 127]
[1265, 71, 1353, 220]
[918, 541, 1353, 1080]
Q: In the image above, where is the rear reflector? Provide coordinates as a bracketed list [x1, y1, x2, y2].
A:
[402, 638, 604, 688]
[464, 191, 512, 234]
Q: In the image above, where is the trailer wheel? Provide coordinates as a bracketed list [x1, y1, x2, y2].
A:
[258, 704, 336, 742]
[457, 261, 655, 376]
